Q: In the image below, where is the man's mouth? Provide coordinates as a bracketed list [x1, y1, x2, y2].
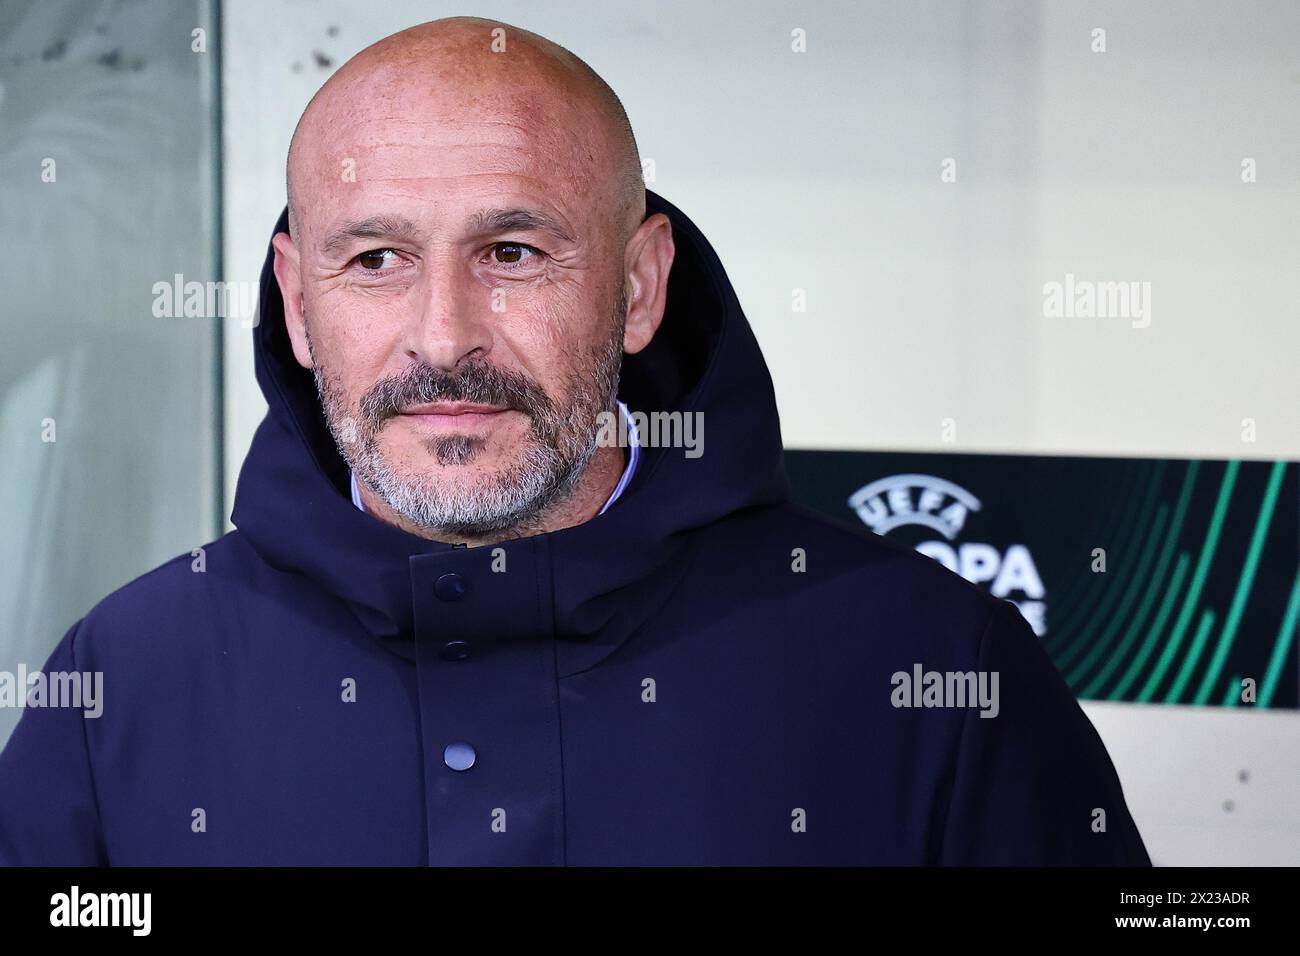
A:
[397, 401, 514, 428]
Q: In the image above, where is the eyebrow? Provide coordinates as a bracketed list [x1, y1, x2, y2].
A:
[320, 215, 422, 258]
[467, 207, 576, 245]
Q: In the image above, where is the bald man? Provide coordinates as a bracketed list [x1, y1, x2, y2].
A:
[0, 17, 1151, 867]
[274, 17, 667, 545]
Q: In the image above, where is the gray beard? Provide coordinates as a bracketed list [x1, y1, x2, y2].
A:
[310, 291, 627, 539]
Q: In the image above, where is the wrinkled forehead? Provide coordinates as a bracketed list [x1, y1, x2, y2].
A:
[290, 78, 612, 244]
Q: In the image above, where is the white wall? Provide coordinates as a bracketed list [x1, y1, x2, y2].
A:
[1083, 701, 1299, 865]
[220, 0, 1300, 865]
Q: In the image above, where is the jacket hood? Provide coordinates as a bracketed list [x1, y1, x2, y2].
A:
[230, 189, 789, 658]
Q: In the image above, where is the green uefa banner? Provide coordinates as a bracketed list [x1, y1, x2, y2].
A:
[785, 452, 1300, 709]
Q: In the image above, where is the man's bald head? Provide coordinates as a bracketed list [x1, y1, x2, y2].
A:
[270, 16, 675, 543]
[285, 16, 645, 247]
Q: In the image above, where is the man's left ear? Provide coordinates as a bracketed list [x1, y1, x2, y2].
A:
[621, 212, 675, 356]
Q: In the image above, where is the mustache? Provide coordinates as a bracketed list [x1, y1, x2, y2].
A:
[357, 360, 554, 432]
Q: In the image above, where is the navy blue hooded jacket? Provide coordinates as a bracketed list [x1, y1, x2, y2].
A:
[0, 191, 1151, 866]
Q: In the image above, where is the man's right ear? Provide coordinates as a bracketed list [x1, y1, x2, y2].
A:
[271, 231, 313, 370]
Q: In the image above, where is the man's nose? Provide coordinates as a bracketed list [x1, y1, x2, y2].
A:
[401, 257, 493, 370]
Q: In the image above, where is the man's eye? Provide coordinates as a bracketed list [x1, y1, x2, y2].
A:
[491, 243, 540, 267]
[355, 249, 398, 272]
